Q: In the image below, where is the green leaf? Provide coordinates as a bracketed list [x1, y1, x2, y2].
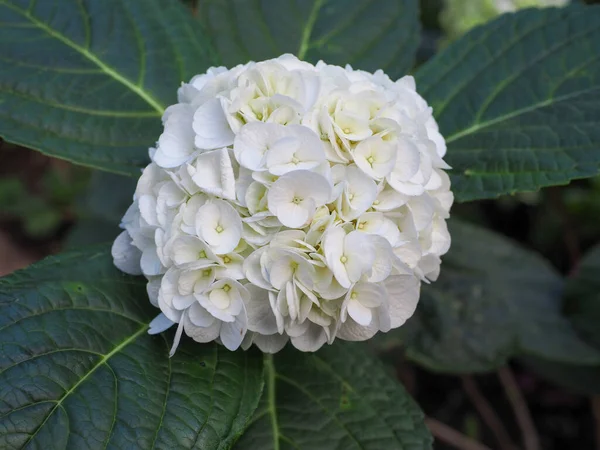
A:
[522, 244, 600, 395]
[199, 0, 420, 79]
[416, 5, 600, 201]
[0, 0, 216, 176]
[66, 171, 137, 248]
[234, 342, 431, 450]
[565, 243, 600, 348]
[401, 220, 600, 373]
[0, 246, 263, 449]
[520, 356, 600, 395]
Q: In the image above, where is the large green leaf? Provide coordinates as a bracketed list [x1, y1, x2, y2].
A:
[66, 171, 137, 248]
[199, 0, 420, 79]
[234, 342, 431, 450]
[522, 244, 600, 395]
[0, 246, 264, 449]
[520, 356, 600, 395]
[565, 243, 600, 348]
[0, 0, 216, 175]
[416, 5, 600, 201]
[401, 220, 600, 373]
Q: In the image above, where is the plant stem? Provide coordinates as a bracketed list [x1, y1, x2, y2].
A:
[461, 376, 518, 450]
[426, 417, 492, 450]
[498, 367, 540, 450]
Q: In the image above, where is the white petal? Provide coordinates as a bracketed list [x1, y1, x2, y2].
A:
[112, 231, 142, 275]
[344, 231, 375, 283]
[215, 253, 245, 280]
[233, 122, 286, 170]
[407, 196, 435, 232]
[220, 308, 247, 350]
[367, 235, 393, 283]
[268, 260, 295, 291]
[170, 235, 215, 267]
[323, 227, 351, 288]
[337, 316, 379, 341]
[139, 195, 159, 227]
[169, 316, 186, 356]
[154, 106, 195, 168]
[253, 333, 289, 353]
[193, 97, 235, 150]
[181, 194, 209, 234]
[268, 171, 331, 217]
[354, 136, 397, 180]
[384, 275, 420, 328]
[243, 248, 272, 289]
[189, 148, 236, 200]
[266, 125, 325, 175]
[373, 183, 408, 212]
[196, 200, 242, 254]
[347, 299, 373, 326]
[340, 166, 377, 221]
[146, 277, 161, 307]
[173, 293, 196, 310]
[245, 284, 279, 335]
[184, 313, 221, 343]
[187, 303, 216, 327]
[141, 247, 164, 276]
[148, 313, 175, 335]
[272, 201, 312, 229]
[290, 323, 328, 352]
[387, 137, 420, 183]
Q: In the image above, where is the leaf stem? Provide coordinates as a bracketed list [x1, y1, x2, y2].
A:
[425, 417, 492, 450]
[498, 366, 540, 450]
[297, 0, 325, 60]
[265, 353, 280, 450]
[461, 376, 518, 450]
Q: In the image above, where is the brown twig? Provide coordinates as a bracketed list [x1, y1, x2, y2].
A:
[498, 367, 540, 450]
[592, 396, 600, 450]
[461, 376, 518, 450]
[425, 417, 493, 450]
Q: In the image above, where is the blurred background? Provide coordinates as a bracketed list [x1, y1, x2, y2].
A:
[1, 0, 599, 448]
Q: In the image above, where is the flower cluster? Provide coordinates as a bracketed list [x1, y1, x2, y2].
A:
[112, 54, 453, 353]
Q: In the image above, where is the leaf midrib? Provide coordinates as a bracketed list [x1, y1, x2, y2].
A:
[445, 85, 600, 144]
[265, 354, 281, 450]
[297, 0, 325, 60]
[0, 0, 166, 115]
[21, 325, 148, 447]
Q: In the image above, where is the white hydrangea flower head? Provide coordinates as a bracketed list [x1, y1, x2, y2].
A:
[112, 54, 453, 353]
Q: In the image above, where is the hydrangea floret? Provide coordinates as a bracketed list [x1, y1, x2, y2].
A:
[112, 54, 453, 353]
